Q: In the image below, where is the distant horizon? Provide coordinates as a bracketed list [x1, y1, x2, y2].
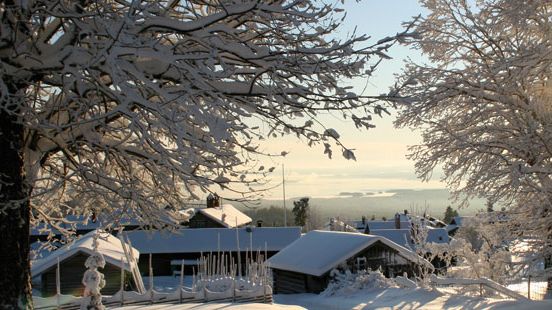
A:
[232, 188, 483, 221]
[261, 187, 448, 201]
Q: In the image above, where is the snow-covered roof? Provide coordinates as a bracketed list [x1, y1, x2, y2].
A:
[267, 230, 430, 277]
[125, 227, 301, 254]
[176, 208, 196, 222]
[367, 227, 449, 250]
[31, 230, 139, 276]
[426, 217, 447, 228]
[345, 220, 366, 230]
[447, 216, 474, 233]
[370, 229, 414, 250]
[196, 204, 252, 228]
[426, 227, 449, 243]
[31, 209, 177, 236]
[365, 220, 411, 231]
[326, 218, 360, 233]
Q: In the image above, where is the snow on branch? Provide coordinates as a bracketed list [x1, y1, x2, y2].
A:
[0, 0, 409, 233]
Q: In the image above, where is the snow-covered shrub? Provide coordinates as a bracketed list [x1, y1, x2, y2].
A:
[425, 217, 517, 284]
[395, 274, 418, 288]
[321, 269, 397, 297]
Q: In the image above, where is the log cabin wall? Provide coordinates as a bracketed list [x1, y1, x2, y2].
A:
[272, 269, 328, 294]
[272, 269, 307, 294]
[348, 241, 416, 277]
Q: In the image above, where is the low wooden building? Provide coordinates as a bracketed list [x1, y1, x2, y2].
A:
[31, 230, 142, 297]
[125, 227, 301, 276]
[267, 230, 433, 294]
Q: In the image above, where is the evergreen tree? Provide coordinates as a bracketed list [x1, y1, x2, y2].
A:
[443, 206, 459, 223]
[292, 198, 310, 228]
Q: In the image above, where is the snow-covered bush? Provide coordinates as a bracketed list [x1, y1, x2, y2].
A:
[321, 269, 397, 297]
[425, 219, 516, 284]
[395, 274, 418, 288]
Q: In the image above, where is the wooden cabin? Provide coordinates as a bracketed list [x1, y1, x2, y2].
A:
[180, 204, 252, 229]
[31, 230, 142, 297]
[267, 230, 433, 294]
[125, 227, 301, 276]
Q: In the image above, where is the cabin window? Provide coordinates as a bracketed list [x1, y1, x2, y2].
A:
[356, 257, 367, 271]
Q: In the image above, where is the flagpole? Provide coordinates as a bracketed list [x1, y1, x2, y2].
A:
[283, 164, 287, 227]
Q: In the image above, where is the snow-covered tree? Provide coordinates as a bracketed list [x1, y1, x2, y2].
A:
[0, 0, 410, 307]
[426, 216, 519, 289]
[394, 0, 552, 288]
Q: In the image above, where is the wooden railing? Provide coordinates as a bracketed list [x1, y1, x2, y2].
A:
[34, 284, 273, 309]
[430, 274, 528, 300]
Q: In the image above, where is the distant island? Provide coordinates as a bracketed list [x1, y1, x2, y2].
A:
[338, 192, 364, 197]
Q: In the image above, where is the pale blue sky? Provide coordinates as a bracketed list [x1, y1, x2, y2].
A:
[246, 1, 444, 200]
[207, 1, 442, 201]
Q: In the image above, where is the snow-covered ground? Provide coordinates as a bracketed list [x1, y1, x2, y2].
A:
[274, 288, 552, 310]
[40, 274, 548, 309]
[107, 287, 552, 310]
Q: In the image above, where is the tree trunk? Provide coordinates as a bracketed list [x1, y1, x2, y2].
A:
[0, 109, 33, 309]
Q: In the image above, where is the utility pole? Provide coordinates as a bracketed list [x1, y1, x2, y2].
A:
[283, 164, 287, 227]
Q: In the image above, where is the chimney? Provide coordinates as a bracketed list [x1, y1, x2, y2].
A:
[395, 213, 401, 229]
[206, 193, 215, 208]
[361, 216, 366, 225]
[206, 193, 220, 208]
